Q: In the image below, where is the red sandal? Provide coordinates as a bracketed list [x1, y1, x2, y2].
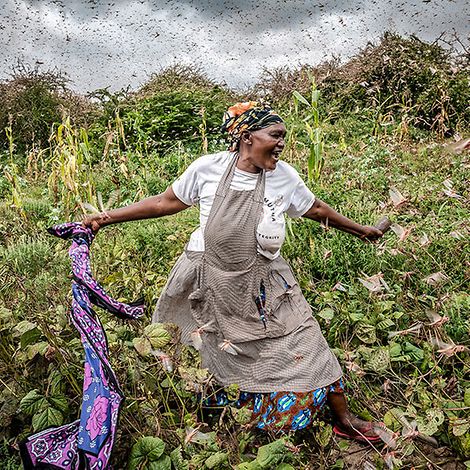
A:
[333, 422, 384, 444]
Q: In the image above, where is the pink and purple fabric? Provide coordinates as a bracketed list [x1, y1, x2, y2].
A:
[20, 222, 145, 469]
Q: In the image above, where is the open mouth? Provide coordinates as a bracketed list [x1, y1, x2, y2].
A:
[272, 151, 282, 160]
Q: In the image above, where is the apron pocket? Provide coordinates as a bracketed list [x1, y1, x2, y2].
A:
[188, 287, 218, 332]
[268, 265, 311, 318]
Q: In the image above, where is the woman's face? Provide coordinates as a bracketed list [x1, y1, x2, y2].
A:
[240, 123, 286, 172]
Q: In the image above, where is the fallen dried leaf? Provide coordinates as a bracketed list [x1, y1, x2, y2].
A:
[345, 360, 365, 376]
[185, 426, 213, 444]
[218, 339, 242, 355]
[443, 189, 462, 199]
[388, 322, 423, 338]
[190, 330, 203, 350]
[383, 379, 392, 395]
[151, 349, 173, 372]
[375, 425, 397, 449]
[449, 230, 465, 240]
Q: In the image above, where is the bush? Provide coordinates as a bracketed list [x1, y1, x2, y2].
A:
[121, 88, 231, 153]
[88, 65, 234, 156]
[256, 33, 470, 135]
[136, 64, 224, 96]
[0, 64, 95, 154]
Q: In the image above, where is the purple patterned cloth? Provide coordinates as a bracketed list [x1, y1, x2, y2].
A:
[20, 222, 145, 469]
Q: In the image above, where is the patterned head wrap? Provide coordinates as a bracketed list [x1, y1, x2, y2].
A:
[221, 101, 284, 151]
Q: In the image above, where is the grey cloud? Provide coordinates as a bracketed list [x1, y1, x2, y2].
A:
[1, 0, 468, 93]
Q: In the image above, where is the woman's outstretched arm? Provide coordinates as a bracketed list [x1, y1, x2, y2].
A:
[82, 186, 190, 232]
[303, 198, 383, 241]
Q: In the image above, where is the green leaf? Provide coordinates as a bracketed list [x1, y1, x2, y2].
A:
[338, 440, 349, 451]
[13, 320, 38, 337]
[0, 306, 13, 325]
[330, 460, 344, 470]
[292, 91, 310, 107]
[32, 407, 63, 432]
[318, 308, 334, 321]
[403, 342, 424, 361]
[365, 347, 390, 374]
[314, 423, 332, 446]
[49, 370, 65, 395]
[383, 408, 402, 431]
[355, 322, 377, 344]
[388, 342, 402, 359]
[133, 337, 152, 357]
[416, 415, 438, 436]
[232, 406, 253, 425]
[237, 462, 263, 470]
[256, 438, 287, 468]
[376, 318, 394, 330]
[148, 455, 171, 470]
[416, 409, 444, 436]
[426, 409, 444, 426]
[205, 451, 228, 469]
[226, 382, 239, 401]
[128, 436, 166, 469]
[19, 389, 47, 416]
[144, 324, 171, 349]
[460, 435, 470, 457]
[170, 446, 189, 470]
[348, 311, 364, 322]
[402, 442, 416, 457]
[13, 320, 42, 347]
[449, 417, 470, 437]
[464, 388, 470, 407]
[20, 327, 42, 348]
[26, 341, 49, 359]
[277, 465, 295, 470]
[48, 395, 68, 413]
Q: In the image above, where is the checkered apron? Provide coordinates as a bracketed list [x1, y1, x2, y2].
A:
[154, 155, 342, 392]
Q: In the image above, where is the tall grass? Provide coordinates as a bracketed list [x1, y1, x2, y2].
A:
[47, 117, 95, 217]
[292, 76, 325, 182]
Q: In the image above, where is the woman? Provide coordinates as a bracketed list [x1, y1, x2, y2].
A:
[84, 102, 384, 441]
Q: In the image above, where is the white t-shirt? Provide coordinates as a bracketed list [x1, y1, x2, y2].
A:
[172, 151, 315, 260]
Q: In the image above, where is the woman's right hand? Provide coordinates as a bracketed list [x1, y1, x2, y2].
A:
[82, 212, 109, 233]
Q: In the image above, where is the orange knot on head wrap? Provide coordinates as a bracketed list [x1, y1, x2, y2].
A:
[221, 101, 284, 151]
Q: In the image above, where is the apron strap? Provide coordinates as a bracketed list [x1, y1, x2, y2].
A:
[216, 153, 238, 197]
[216, 152, 266, 202]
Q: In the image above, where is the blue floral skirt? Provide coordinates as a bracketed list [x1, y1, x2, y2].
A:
[202, 378, 344, 432]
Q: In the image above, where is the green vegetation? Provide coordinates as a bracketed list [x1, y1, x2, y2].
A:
[0, 34, 469, 469]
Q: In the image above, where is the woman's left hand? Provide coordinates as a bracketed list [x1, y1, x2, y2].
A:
[359, 225, 383, 242]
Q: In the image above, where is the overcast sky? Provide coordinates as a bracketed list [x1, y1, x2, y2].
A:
[1, 0, 468, 93]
